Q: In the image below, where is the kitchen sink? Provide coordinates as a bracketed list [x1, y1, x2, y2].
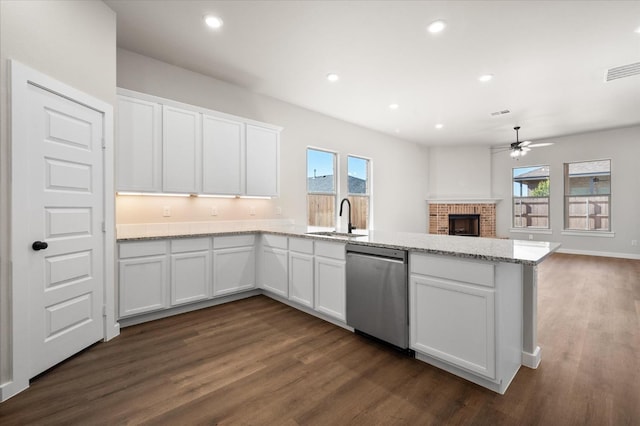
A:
[305, 231, 368, 239]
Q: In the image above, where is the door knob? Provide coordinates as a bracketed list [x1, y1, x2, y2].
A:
[32, 241, 48, 251]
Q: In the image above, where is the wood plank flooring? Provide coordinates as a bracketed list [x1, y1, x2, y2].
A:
[1, 253, 639, 425]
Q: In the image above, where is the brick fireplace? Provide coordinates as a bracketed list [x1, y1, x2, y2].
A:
[428, 202, 497, 238]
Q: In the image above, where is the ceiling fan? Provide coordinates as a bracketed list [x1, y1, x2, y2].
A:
[494, 126, 553, 158]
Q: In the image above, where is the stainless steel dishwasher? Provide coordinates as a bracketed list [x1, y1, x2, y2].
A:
[345, 244, 409, 350]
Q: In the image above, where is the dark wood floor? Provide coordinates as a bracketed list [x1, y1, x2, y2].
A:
[1, 253, 639, 425]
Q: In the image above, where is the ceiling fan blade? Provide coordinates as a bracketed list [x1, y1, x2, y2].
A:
[520, 141, 532, 147]
[521, 147, 532, 152]
[528, 142, 554, 148]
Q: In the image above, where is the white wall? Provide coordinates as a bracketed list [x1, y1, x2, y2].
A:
[492, 125, 640, 258]
[428, 145, 492, 199]
[0, 0, 116, 395]
[116, 49, 430, 233]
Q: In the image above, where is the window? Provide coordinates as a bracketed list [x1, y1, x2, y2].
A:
[564, 160, 611, 231]
[512, 165, 550, 228]
[347, 155, 370, 230]
[307, 148, 336, 227]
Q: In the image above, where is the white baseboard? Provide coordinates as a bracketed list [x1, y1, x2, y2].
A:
[522, 346, 541, 369]
[556, 248, 640, 260]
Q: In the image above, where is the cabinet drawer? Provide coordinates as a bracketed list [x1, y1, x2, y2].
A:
[410, 253, 494, 287]
[119, 240, 167, 258]
[213, 234, 256, 249]
[171, 237, 210, 253]
[289, 238, 314, 254]
[315, 241, 345, 260]
[262, 234, 288, 249]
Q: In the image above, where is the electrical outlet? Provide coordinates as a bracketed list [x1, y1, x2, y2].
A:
[632, 240, 638, 246]
[249, 206, 256, 216]
[528, 234, 533, 240]
[163, 206, 171, 217]
[210, 206, 218, 216]
[275, 206, 282, 216]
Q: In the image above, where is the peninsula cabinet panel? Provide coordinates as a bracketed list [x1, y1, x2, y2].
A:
[119, 255, 169, 318]
[213, 246, 256, 296]
[162, 105, 201, 193]
[202, 115, 244, 195]
[116, 96, 161, 192]
[410, 274, 496, 379]
[246, 124, 279, 197]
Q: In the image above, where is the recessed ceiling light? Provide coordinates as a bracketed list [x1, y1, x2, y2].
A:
[394, 128, 400, 133]
[478, 74, 494, 82]
[326, 73, 339, 82]
[204, 15, 223, 29]
[435, 123, 444, 129]
[635, 26, 640, 34]
[428, 20, 446, 34]
[389, 103, 399, 110]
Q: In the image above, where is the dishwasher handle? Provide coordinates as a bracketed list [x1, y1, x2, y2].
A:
[346, 251, 406, 264]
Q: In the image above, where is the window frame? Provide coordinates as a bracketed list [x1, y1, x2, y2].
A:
[347, 155, 372, 231]
[306, 147, 338, 228]
[511, 164, 551, 230]
[563, 159, 611, 232]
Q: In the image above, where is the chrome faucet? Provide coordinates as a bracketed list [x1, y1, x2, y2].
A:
[339, 198, 354, 234]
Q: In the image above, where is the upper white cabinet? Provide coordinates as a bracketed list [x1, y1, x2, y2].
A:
[202, 115, 244, 195]
[116, 96, 161, 192]
[116, 89, 281, 197]
[163, 105, 202, 193]
[246, 125, 280, 197]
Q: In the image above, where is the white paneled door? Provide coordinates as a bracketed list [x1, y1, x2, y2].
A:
[26, 82, 105, 377]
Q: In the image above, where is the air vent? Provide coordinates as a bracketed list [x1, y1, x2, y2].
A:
[605, 62, 640, 82]
[490, 109, 511, 117]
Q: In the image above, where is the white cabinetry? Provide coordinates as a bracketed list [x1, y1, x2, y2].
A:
[118, 240, 169, 317]
[162, 105, 201, 193]
[213, 235, 256, 296]
[288, 238, 314, 308]
[314, 241, 346, 321]
[116, 96, 161, 192]
[261, 235, 288, 298]
[202, 115, 244, 195]
[246, 125, 279, 197]
[409, 253, 523, 393]
[170, 238, 211, 306]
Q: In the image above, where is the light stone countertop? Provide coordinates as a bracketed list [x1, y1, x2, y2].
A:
[117, 223, 560, 266]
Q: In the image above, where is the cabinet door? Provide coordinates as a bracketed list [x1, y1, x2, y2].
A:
[213, 246, 256, 296]
[163, 105, 201, 193]
[171, 251, 211, 306]
[202, 115, 244, 195]
[262, 247, 288, 298]
[119, 255, 168, 317]
[289, 251, 314, 308]
[116, 96, 161, 192]
[314, 257, 346, 321]
[246, 124, 279, 196]
[410, 274, 496, 379]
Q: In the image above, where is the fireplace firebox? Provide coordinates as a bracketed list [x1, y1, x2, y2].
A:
[448, 214, 480, 237]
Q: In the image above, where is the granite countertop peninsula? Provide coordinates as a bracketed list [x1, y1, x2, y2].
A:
[117, 222, 560, 266]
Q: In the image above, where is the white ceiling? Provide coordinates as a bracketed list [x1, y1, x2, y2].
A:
[105, 0, 640, 147]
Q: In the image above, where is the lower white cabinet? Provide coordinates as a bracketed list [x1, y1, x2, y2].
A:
[170, 238, 211, 306]
[410, 274, 496, 379]
[314, 241, 346, 321]
[118, 240, 169, 317]
[213, 235, 256, 296]
[288, 238, 314, 308]
[261, 235, 288, 298]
